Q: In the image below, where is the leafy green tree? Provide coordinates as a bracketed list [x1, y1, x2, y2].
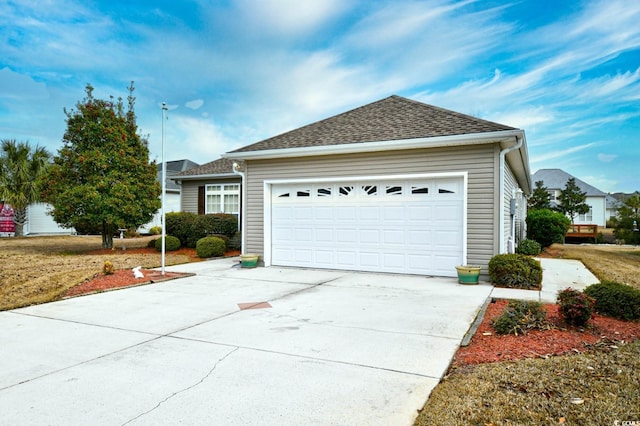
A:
[42, 83, 161, 248]
[528, 180, 551, 210]
[526, 208, 571, 248]
[614, 192, 640, 244]
[0, 139, 51, 236]
[556, 177, 590, 223]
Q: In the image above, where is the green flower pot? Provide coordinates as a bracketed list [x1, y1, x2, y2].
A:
[240, 254, 259, 268]
[455, 265, 481, 285]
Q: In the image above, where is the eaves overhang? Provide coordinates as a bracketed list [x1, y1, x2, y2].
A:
[222, 129, 525, 161]
[171, 173, 238, 181]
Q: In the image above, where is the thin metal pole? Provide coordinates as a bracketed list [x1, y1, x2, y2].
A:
[161, 102, 167, 275]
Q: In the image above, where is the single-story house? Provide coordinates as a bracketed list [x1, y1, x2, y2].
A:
[0, 201, 72, 236]
[531, 168, 611, 227]
[221, 95, 532, 277]
[171, 157, 244, 226]
[138, 159, 199, 233]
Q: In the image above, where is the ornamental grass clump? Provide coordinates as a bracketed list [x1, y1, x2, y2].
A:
[102, 260, 115, 275]
[557, 288, 595, 327]
[488, 254, 542, 289]
[492, 300, 550, 336]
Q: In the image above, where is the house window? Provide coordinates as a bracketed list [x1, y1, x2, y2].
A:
[205, 184, 239, 215]
[578, 208, 593, 222]
[547, 190, 557, 201]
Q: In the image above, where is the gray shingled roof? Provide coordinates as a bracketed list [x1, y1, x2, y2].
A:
[532, 169, 607, 197]
[173, 157, 244, 178]
[157, 159, 199, 190]
[229, 95, 517, 153]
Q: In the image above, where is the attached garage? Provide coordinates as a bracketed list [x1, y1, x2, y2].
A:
[267, 175, 465, 276]
[224, 95, 532, 277]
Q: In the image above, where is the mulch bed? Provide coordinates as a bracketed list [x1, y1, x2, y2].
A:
[452, 299, 640, 368]
[63, 248, 241, 298]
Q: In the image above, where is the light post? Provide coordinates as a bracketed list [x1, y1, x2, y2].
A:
[161, 102, 167, 275]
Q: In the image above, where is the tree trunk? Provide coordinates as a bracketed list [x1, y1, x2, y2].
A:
[101, 221, 114, 249]
[12, 207, 27, 237]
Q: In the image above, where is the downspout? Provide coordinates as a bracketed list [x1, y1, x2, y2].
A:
[499, 134, 524, 253]
[232, 162, 246, 255]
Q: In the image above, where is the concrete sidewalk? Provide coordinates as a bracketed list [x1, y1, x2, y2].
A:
[1, 259, 493, 426]
[490, 257, 600, 303]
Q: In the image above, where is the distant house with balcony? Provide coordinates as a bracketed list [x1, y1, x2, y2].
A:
[532, 168, 614, 227]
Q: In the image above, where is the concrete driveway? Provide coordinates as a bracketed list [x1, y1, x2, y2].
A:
[1, 258, 493, 425]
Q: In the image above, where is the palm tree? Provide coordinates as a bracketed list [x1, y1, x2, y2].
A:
[0, 139, 51, 236]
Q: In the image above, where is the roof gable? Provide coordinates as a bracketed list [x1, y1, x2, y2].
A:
[174, 157, 243, 178]
[532, 169, 607, 197]
[230, 95, 516, 153]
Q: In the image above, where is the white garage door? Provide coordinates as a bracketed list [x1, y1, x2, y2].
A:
[270, 177, 464, 276]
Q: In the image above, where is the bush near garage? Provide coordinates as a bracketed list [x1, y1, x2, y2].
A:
[166, 212, 238, 248]
[154, 235, 181, 252]
[516, 239, 542, 255]
[584, 281, 640, 320]
[557, 288, 595, 327]
[492, 300, 550, 335]
[196, 236, 226, 258]
[147, 238, 157, 248]
[526, 208, 571, 248]
[488, 254, 542, 289]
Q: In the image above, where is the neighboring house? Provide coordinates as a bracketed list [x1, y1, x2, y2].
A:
[138, 159, 199, 233]
[532, 168, 609, 227]
[605, 194, 621, 223]
[0, 201, 72, 236]
[171, 157, 244, 226]
[222, 95, 532, 277]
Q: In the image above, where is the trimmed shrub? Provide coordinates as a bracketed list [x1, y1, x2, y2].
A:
[488, 254, 543, 289]
[207, 233, 230, 250]
[526, 209, 571, 248]
[584, 281, 640, 320]
[516, 239, 541, 255]
[147, 238, 157, 248]
[149, 226, 162, 235]
[196, 236, 226, 258]
[166, 212, 238, 248]
[557, 288, 595, 326]
[155, 235, 181, 252]
[492, 300, 549, 335]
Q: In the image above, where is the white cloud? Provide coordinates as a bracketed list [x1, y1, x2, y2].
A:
[598, 153, 617, 162]
[530, 143, 597, 163]
[185, 99, 204, 110]
[0, 67, 49, 99]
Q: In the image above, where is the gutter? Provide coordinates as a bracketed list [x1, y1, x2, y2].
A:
[222, 130, 524, 160]
[499, 133, 524, 253]
[171, 173, 238, 182]
[231, 162, 246, 255]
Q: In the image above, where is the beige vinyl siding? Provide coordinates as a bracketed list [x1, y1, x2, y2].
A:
[245, 144, 497, 270]
[179, 178, 241, 213]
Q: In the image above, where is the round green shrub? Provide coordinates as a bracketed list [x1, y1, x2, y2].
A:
[196, 236, 226, 258]
[584, 281, 640, 320]
[155, 235, 181, 252]
[149, 226, 162, 235]
[492, 300, 549, 335]
[207, 233, 230, 250]
[526, 208, 571, 248]
[557, 287, 595, 326]
[147, 238, 157, 248]
[516, 239, 541, 255]
[488, 254, 542, 289]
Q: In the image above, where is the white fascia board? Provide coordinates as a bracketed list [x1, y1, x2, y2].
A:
[171, 173, 237, 181]
[222, 129, 524, 160]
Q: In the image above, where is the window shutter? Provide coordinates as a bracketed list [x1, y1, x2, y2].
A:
[198, 186, 205, 215]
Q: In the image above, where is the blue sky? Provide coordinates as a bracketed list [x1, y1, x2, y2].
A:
[1, 0, 638, 192]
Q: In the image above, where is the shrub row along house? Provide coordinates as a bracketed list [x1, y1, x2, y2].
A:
[174, 95, 531, 277]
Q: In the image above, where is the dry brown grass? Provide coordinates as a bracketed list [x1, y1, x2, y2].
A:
[416, 243, 640, 425]
[550, 243, 640, 289]
[0, 235, 191, 311]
